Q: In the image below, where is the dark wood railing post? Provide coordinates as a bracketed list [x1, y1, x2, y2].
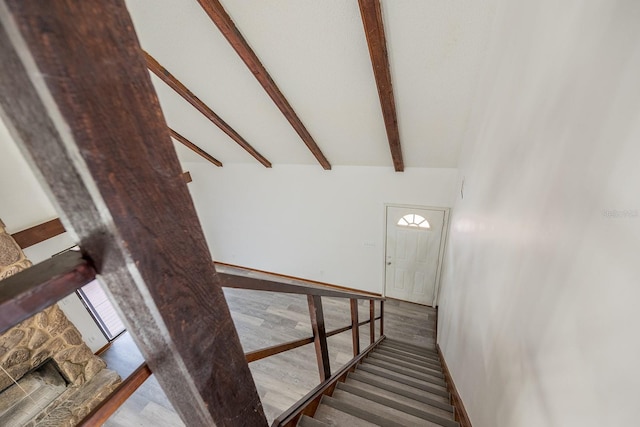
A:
[380, 300, 385, 336]
[350, 298, 360, 356]
[369, 300, 375, 344]
[307, 295, 330, 381]
[0, 3, 266, 425]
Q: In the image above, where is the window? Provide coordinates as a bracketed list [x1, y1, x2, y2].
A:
[397, 214, 431, 229]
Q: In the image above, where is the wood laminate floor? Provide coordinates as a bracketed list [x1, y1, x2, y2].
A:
[101, 288, 437, 426]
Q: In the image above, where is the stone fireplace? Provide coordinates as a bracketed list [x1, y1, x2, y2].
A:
[0, 219, 121, 426]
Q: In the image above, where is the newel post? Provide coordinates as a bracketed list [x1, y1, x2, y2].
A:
[0, 2, 266, 425]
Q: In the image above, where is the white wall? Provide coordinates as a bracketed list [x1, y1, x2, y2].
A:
[437, 2, 640, 427]
[0, 118, 108, 353]
[185, 163, 458, 293]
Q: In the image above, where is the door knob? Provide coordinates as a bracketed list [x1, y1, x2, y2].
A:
[387, 262, 392, 265]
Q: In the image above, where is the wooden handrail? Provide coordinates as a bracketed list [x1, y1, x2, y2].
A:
[0, 250, 97, 334]
[78, 363, 152, 426]
[272, 336, 386, 427]
[10, 218, 65, 249]
[218, 267, 384, 301]
[244, 316, 382, 364]
[245, 337, 314, 363]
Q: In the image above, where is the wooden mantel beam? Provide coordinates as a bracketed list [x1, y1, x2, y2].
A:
[196, 0, 332, 170]
[169, 128, 222, 167]
[144, 51, 272, 168]
[358, 0, 404, 172]
[0, 2, 266, 425]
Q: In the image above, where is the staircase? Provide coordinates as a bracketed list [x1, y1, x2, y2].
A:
[297, 339, 459, 427]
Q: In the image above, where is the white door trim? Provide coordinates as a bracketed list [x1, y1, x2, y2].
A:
[382, 203, 450, 306]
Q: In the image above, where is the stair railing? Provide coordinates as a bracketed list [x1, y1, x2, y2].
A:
[0, 252, 384, 426]
[216, 264, 385, 382]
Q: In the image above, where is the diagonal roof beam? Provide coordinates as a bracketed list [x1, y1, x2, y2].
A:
[196, 0, 332, 170]
[144, 52, 271, 168]
[169, 128, 223, 167]
[358, 0, 404, 172]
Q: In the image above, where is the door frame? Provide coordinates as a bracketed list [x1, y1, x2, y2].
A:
[382, 204, 451, 307]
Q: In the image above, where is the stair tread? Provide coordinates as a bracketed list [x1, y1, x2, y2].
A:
[340, 380, 457, 424]
[385, 338, 438, 354]
[358, 363, 450, 398]
[315, 399, 379, 427]
[298, 415, 330, 427]
[349, 371, 453, 408]
[364, 359, 447, 387]
[331, 389, 447, 427]
[370, 352, 443, 374]
[379, 344, 440, 361]
[375, 347, 440, 364]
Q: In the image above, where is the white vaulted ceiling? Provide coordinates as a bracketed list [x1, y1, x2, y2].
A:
[124, 0, 496, 169]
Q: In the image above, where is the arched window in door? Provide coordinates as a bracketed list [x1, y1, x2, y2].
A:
[397, 214, 431, 229]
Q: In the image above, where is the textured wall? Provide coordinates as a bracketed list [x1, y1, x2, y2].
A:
[437, 2, 640, 427]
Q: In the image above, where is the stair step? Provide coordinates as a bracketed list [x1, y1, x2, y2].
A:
[357, 363, 450, 398]
[348, 371, 454, 411]
[339, 380, 459, 426]
[314, 400, 377, 427]
[370, 351, 443, 373]
[351, 369, 451, 405]
[375, 347, 441, 366]
[330, 389, 447, 427]
[364, 358, 447, 386]
[380, 343, 440, 362]
[297, 415, 329, 427]
[385, 338, 438, 355]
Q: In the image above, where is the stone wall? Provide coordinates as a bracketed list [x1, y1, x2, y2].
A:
[0, 305, 107, 392]
[0, 219, 121, 425]
[0, 219, 31, 280]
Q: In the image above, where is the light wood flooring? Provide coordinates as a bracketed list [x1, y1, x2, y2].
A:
[101, 288, 437, 426]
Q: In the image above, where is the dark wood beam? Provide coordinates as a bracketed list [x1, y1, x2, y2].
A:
[0, 251, 96, 334]
[144, 51, 272, 168]
[169, 128, 222, 167]
[245, 336, 314, 363]
[11, 218, 65, 249]
[196, 0, 332, 170]
[0, 2, 266, 425]
[11, 171, 190, 249]
[358, 0, 404, 172]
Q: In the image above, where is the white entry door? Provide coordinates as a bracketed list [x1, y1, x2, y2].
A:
[385, 206, 447, 306]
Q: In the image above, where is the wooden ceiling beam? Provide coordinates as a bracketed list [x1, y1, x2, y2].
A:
[169, 128, 222, 167]
[196, 0, 332, 170]
[144, 52, 271, 168]
[358, 0, 404, 172]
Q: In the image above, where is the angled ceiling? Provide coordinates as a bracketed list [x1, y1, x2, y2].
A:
[124, 0, 495, 169]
